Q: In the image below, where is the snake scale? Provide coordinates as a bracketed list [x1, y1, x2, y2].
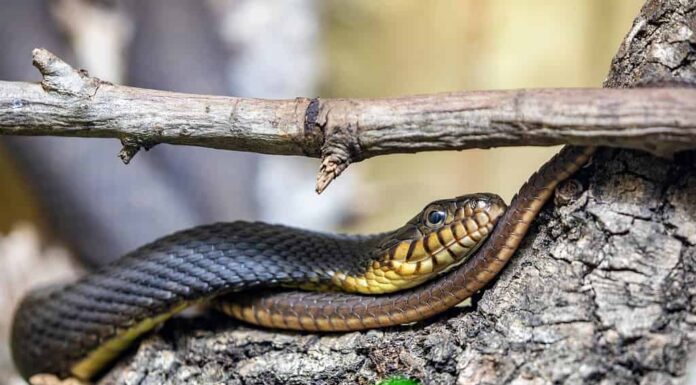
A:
[10, 145, 595, 381]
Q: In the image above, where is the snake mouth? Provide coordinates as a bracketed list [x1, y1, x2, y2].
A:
[467, 193, 505, 223]
[408, 193, 505, 263]
[420, 193, 505, 266]
[330, 193, 507, 294]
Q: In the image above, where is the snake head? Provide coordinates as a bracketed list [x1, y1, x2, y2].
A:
[414, 193, 506, 236]
[382, 193, 506, 247]
[358, 193, 507, 293]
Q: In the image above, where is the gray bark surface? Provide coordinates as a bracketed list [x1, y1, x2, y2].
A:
[2, 51, 695, 160]
[92, 1, 696, 384]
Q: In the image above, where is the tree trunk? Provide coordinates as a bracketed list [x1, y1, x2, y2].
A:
[98, 1, 696, 384]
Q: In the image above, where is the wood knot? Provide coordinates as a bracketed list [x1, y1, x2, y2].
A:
[555, 179, 584, 206]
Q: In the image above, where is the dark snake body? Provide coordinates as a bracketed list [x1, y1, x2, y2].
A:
[12, 223, 386, 379]
[222, 146, 595, 331]
[10, 145, 594, 381]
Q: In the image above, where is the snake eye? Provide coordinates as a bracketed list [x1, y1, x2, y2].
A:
[425, 208, 447, 228]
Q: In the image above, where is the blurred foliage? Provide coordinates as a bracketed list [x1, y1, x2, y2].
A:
[0, 145, 42, 233]
[321, 0, 643, 232]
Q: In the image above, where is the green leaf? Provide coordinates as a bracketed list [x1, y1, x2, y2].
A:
[375, 376, 420, 385]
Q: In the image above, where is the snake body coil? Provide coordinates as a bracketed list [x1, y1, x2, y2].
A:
[10, 145, 594, 381]
[221, 146, 595, 331]
[11, 192, 504, 379]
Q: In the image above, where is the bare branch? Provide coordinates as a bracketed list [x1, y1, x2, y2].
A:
[1, 49, 695, 193]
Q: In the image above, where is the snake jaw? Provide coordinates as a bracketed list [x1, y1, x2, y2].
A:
[328, 193, 507, 295]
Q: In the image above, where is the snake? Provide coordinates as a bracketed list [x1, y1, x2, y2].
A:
[10, 145, 595, 381]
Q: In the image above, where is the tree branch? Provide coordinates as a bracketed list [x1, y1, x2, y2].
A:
[1, 49, 695, 192]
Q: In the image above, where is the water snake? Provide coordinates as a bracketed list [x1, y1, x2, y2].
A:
[10, 145, 595, 381]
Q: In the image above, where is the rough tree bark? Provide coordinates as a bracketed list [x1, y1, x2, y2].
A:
[6, 0, 696, 384]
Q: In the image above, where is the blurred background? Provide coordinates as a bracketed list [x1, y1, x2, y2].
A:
[0, 0, 643, 383]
